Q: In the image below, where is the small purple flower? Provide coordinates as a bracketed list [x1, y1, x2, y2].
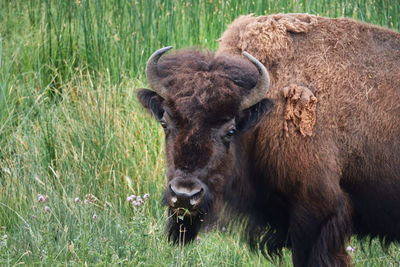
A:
[31, 215, 36, 219]
[346, 246, 356, 253]
[127, 195, 135, 202]
[196, 236, 201, 243]
[75, 197, 81, 203]
[85, 194, 97, 202]
[44, 206, 50, 212]
[3, 234, 7, 239]
[84, 199, 89, 204]
[38, 195, 45, 202]
[32, 205, 37, 210]
[221, 227, 227, 233]
[93, 214, 98, 220]
[143, 193, 150, 200]
[132, 201, 138, 206]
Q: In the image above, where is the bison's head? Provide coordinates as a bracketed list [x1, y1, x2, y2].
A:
[137, 47, 273, 244]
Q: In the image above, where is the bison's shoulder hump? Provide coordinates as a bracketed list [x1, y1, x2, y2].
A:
[217, 13, 318, 65]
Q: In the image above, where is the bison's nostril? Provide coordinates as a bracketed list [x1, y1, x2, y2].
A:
[189, 188, 204, 206]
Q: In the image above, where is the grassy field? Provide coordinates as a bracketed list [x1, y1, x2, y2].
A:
[0, 0, 399, 265]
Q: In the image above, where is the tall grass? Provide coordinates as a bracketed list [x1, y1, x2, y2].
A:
[0, 0, 399, 265]
[1, 0, 399, 85]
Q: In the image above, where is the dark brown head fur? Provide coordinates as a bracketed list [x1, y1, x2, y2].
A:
[138, 49, 273, 244]
[157, 50, 259, 122]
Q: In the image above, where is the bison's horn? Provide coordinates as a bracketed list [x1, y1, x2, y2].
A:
[145, 46, 173, 99]
[240, 52, 270, 110]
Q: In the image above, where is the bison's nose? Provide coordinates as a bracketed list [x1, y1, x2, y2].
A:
[168, 178, 205, 210]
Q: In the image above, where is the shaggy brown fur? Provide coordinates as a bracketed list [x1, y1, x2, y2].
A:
[156, 50, 258, 127]
[138, 13, 400, 267]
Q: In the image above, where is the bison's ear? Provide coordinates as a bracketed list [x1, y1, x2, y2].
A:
[137, 89, 165, 120]
[236, 99, 274, 132]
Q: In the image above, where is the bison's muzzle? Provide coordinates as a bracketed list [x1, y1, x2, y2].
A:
[168, 178, 205, 210]
[163, 177, 213, 244]
[165, 177, 209, 215]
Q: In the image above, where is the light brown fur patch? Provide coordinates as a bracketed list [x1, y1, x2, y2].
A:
[218, 13, 318, 66]
[282, 84, 317, 136]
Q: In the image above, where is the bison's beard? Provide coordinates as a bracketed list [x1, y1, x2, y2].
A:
[166, 210, 204, 244]
[163, 189, 214, 244]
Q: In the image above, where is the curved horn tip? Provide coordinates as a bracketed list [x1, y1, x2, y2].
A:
[158, 46, 173, 53]
[242, 51, 256, 62]
[150, 46, 173, 57]
[147, 46, 174, 64]
[242, 51, 266, 70]
[145, 46, 174, 99]
[239, 51, 271, 110]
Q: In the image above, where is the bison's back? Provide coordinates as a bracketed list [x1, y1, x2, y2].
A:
[219, 14, 400, 242]
[286, 16, 400, 176]
[218, 13, 400, 177]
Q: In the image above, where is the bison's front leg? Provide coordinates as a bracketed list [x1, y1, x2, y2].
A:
[289, 191, 352, 266]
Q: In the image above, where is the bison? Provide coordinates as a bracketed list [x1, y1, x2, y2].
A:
[137, 13, 400, 266]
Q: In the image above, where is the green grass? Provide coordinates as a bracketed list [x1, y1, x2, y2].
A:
[0, 0, 399, 265]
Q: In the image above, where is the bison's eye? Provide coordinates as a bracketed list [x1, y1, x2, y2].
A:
[226, 128, 236, 137]
[223, 127, 236, 143]
[160, 119, 167, 129]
